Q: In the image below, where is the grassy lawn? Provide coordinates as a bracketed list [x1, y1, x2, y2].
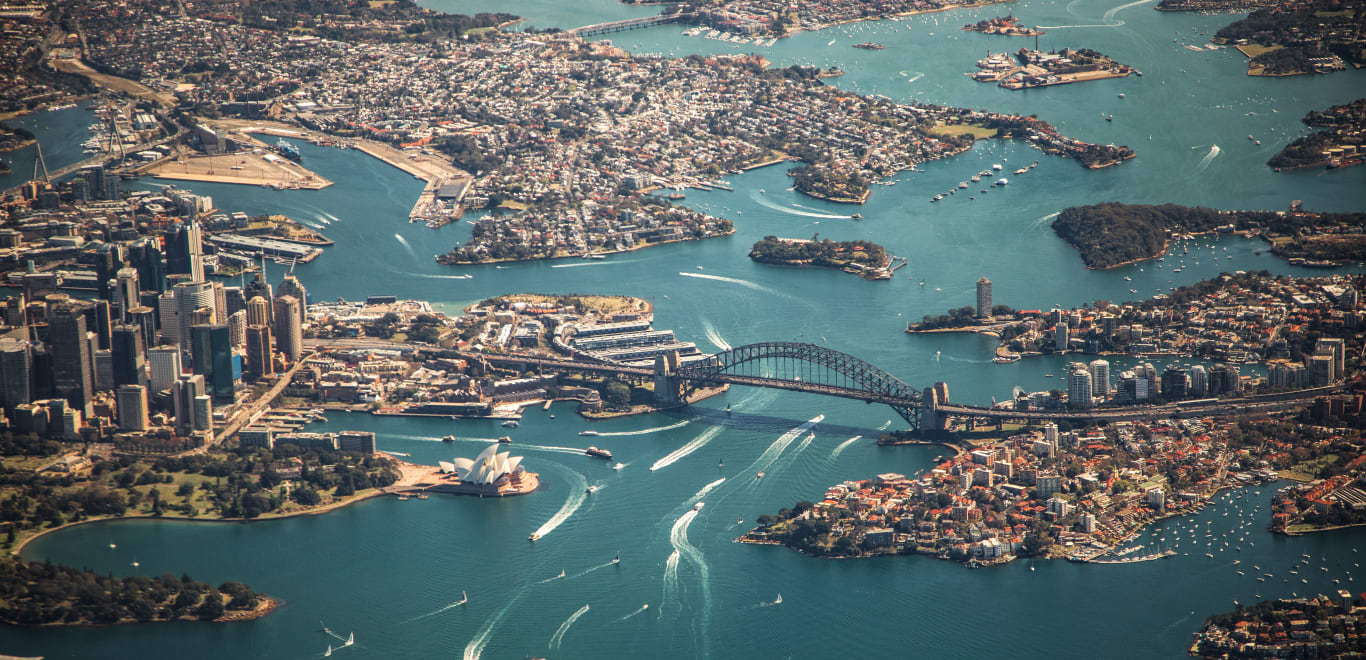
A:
[465, 27, 498, 36]
[497, 200, 529, 211]
[928, 123, 998, 139]
[1237, 44, 1282, 59]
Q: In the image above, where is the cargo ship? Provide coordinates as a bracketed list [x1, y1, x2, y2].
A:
[853, 42, 885, 50]
[276, 138, 302, 162]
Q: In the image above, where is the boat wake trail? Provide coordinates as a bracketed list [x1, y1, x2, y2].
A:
[599, 420, 689, 437]
[530, 471, 589, 540]
[616, 604, 649, 622]
[660, 549, 681, 616]
[518, 444, 589, 456]
[679, 272, 782, 297]
[701, 318, 732, 351]
[877, 420, 892, 431]
[402, 596, 468, 623]
[830, 436, 862, 459]
[463, 591, 522, 660]
[904, 72, 925, 83]
[684, 478, 727, 507]
[550, 259, 639, 268]
[670, 508, 711, 657]
[393, 234, 419, 260]
[651, 428, 724, 471]
[548, 604, 590, 650]
[1197, 144, 1221, 171]
[1036, 0, 1154, 28]
[567, 559, 619, 580]
[746, 416, 824, 478]
[751, 192, 854, 219]
[1031, 211, 1061, 229]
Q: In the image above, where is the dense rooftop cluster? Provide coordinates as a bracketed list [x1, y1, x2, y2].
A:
[747, 417, 1285, 563]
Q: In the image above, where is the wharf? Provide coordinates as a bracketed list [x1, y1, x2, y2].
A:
[148, 148, 332, 190]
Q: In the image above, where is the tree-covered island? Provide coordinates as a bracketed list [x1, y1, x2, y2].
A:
[1268, 98, 1366, 171]
[748, 235, 892, 279]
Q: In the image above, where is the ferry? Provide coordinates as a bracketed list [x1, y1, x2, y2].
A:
[497, 436, 512, 444]
[580, 430, 601, 437]
[851, 213, 862, 220]
[585, 446, 613, 460]
[501, 420, 519, 428]
[852, 42, 885, 50]
[586, 485, 601, 494]
[996, 178, 1009, 186]
[694, 501, 705, 511]
[583, 253, 606, 260]
[442, 435, 455, 443]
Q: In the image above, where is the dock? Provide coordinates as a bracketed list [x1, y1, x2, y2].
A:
[1086, 549, 1178, 564]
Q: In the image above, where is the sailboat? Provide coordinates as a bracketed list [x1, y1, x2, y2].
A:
[325, 645, 332, 657]
[774, 593, 783, 605]
[613, 553, 621, 564]
[345, 633, 355, 647]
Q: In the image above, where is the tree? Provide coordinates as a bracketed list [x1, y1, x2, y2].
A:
[194, 590, 224, 621]
[604, 381, 630, 408]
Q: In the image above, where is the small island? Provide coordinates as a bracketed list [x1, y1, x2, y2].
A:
[971, 48, 1136, 90]
[1051, 202, 1366, 269]
[788, 165, 872, 204]
[1191, 595, 1366, 658]
[962, 16, 1044, 37]
[748, 235, 894, 279]
[1268, 98, 1365, 171]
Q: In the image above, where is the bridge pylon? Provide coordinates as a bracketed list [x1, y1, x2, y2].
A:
[653, 352, 684, 405]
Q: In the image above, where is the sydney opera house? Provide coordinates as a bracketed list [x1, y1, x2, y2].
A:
[434, 444, 538, 496]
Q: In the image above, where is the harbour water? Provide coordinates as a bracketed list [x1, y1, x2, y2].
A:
[6, 0, 1366, 656]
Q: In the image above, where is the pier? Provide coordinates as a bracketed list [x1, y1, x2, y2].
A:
[1086, 550, 1178, 564]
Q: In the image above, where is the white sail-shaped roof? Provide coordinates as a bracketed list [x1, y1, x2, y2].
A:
[438, 461, 456, 474]
[448, 446, 526, 485]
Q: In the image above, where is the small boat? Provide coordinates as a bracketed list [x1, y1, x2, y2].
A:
[756, 471, 765, 479]
[694, 502, 705, 512]
[737, 518, 743, 524]
[442, 435, 455, 443]
[1118, 93, 1125, 98]
[696, 265, 704, 270]
[851, 213, 862, 219]
[718, 458, 725, 468]
[131, 559, 140, 567]
[586, 485, 601, 494]
[1105, 114, 1112, 122]
[613, 553, 620, 564]
[558, 570, 566, 579]
[580, 430, 601, 437]
[725, 404, 732, 415]
[109, 543, 116, 549]
[529, 533, 541, 542]
[501, 420, 519, 428]
[397, 493, 410, 501]
[498, 436, 512, 444]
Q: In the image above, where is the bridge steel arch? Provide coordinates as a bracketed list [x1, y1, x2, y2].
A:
[674, 342, 923, 428]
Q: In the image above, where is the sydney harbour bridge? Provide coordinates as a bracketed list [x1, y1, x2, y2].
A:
[454, 342, 1333, 431]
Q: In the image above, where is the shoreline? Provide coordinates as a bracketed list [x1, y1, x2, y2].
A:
[438, 228, 735, 266]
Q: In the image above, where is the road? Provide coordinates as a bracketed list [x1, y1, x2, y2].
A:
[179, 353, 314, 456]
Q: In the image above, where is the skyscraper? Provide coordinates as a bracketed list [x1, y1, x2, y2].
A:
[115, 268, 140, 322]
[172, 374, 206, 435]
[278, 274, 308, 320]
[244, 324, 274, 383]
[132, 238, 166, 293]
[1161, 364, 1189, 400]
[1054, 322, 1069, 352]
[246, 296, 271, 327]
[243, 274, 273, 320]
[1067, 366, 1093, 409]
[172, 281, 215, 358]
[228, 310, 246, 349]
[1189, 365, 1208, 398]
[0, 338, 32, 413]
[1088, 359, 1110, 399]
[166, 222, 205, 282]
[273, 295, 302, 363]
[190, 323, 234, 404]
[116, 384, 149, 432]
[111, 324, 147, 388]
[147, 345, 183, 393]
[975, 277, 992, 318]
[48, 302, 95, 415]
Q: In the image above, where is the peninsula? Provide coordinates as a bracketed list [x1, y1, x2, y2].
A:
[748, 236, 894, 280]
[1050, 202, 1366, 269]
[1268, 98, 1366, 171]
[740, 412, 1363, 567]
[1191, 595, 1366, 658]
[1213, 0, 1364, 76]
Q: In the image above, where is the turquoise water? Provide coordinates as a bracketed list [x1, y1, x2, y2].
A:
[8, 0, 1366, 657]
[0, 101, 97, 190]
